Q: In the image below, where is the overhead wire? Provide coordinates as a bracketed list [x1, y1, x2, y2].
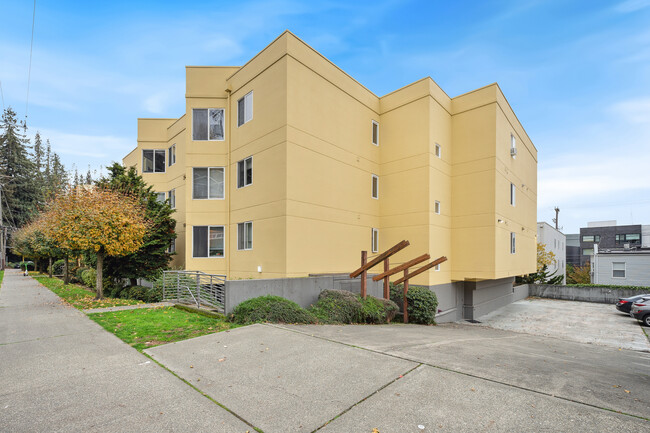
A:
[24, 0, 36, 130]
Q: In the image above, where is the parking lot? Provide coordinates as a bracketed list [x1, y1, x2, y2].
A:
[475, 298, 650, 352]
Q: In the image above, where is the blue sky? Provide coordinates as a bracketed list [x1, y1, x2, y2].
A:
[2, 0, 650, 233]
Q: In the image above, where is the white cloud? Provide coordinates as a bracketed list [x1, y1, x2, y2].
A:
[614, 0, 650, 13]
[609, 97, 650, 123]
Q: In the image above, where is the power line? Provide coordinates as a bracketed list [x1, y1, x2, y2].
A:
[25, 0, 36, 128]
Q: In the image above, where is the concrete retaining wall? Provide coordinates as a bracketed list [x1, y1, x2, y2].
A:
[224, 274, 381, 313]
[529, 284, 650, 304]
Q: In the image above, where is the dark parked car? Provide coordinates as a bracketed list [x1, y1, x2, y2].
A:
[630, 297, 650, 327]
[616, 294, 650, 313]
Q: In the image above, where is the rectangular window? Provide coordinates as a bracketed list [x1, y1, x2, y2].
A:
[435, 143, 441, 158]
[168, 238, 176, 254]
[583, 248, 594, 256]
[192, 167, 224, 199]
[612, 262, 626, 278]
[168, 189, 175, 209]
[371, 174, 379, 199]
[142, 149, 165, 173]
[626, 234, 640, 241]
[511, 232, 516, 254]
[372, 121, 379, 146]
[434, 200, 441, 215]
[155, 192, 166, 203]
[193, 226, 224, 258]
[238, 222, 253, 250]
[237, 91, 253, 127]
[582, 235, 600, 242]
[168, 144, 176, 166]
[371, 228, 378, 253]
[192, 108, 224, 141]
[511, 134, 516, 150]
[237, 156, 253, 188]
[510, 183, 516, 206]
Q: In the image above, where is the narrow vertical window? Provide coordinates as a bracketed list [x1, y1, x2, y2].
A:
[434, 200, 441, 215]
[510, 183, 516, 206]
[168, 189, 175, 209]
[435, 143, 441, 158]
[192, 109, 208, 140]
[371, 228, 379, 253]
[238, 222, 253, 250]
[510, 134, 517, 158]
[371, 174, 379, 199]
[237, 91, 253, 127]
[168, 144, 176, 166]
[209, 109, 225, 140]
[168, 238, 176, 254]
[193, 226, 208, 258]
[511, 232, 516, 254]
[237, 156, 253, 188]
[143, 150, 154, 173]
[372, 120, 379, 146]
[209, 226, 225, 257]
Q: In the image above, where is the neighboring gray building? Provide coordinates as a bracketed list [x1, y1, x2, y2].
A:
[579, 221, 644, 266]
[537, 222, 566, 283]
[591, 250, 650, 287]
[566, 233, 580, 266]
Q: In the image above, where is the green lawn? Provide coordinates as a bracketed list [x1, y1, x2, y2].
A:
[33, 275, 142, 310]
[0, 270, 4, 287]
[88, 307, 238, 351]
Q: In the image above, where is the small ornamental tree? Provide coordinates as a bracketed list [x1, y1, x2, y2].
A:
[12, 219, 63, 277]
[537, 242, 556, 272]
[42, 187, 148, 299]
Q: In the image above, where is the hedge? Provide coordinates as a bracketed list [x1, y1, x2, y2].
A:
[390, 283, 438, 325]
[563, 284, 650, 291]
[229, 295, 317, 325]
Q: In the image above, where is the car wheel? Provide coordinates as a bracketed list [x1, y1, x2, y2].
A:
[644, 315, 650, 327]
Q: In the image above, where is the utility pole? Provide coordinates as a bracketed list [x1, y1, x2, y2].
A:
[552, 207, 560, 230]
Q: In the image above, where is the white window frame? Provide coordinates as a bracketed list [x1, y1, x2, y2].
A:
[237, 156, 253, 189]
[510, 183, 516, 206]
[192, 108, 225, 141]
[168, 144, 176, 167]
[612, 262, 626, 279]
[168, 238, 176, 254]
[371, 174, 379, 199]
[511, 232, 516, 254]
[192, 225, 225, 258]
[435, 143, 441, 158]
[168, 189, 175, 209]
[192, 167, 225, 200]
[237, 221, 253, 251]
[434, 200, 441, 215]
[142, 149, 166, 173]
[511, 134, 516, 151]
[371, 228, 379, 253]
[237, 91, 254, 127]
[372, 120, 379, 146]
[154, 192, 166, 203]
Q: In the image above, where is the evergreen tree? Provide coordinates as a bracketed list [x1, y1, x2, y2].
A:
[33, 132, 44, 173]
[50, 153, 68, 195]
[0, 108, 39, 227]
[96, 163, 176, 285]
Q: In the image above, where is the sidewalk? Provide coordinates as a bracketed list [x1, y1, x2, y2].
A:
[0, 269, 252, 432]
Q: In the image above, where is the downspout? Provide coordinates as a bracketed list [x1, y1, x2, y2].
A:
[226, 85, 232, 279]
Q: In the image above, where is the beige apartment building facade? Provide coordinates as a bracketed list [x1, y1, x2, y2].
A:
[123, 31, 537, 320]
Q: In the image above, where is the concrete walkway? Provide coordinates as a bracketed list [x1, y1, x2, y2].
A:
[0, 269, 252, 432]
[83, 301, 173, 314]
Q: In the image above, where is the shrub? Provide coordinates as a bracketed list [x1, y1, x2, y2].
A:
[229, 295, 317, 325]
[50, 259, 65, 275]
[81, 268, 97, 288]
[76, 267, 89, 282]
[565, 283, 650, 291]
[309, 290, 398, 324]
[310, 289, 363, 323]
[390, 283, 438, 325]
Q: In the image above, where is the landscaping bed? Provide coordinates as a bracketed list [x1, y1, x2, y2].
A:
[33, 275, 142, 310]
[88, 306, 237, 351]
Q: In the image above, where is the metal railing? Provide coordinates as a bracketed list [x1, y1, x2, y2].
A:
[162, 270, 226, 311]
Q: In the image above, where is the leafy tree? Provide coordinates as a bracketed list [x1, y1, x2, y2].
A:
[517, 264, 564, 285]
[12, 219, 63, 277]
[96, 163, 176, 285]
[41, 187, 148, 298]
[566, 264, 591, 284]
[0, 108, 39, 227]
[537, 242, 556, 272]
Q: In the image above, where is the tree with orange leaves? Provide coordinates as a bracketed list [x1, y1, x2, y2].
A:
[41, 187, 148, 299]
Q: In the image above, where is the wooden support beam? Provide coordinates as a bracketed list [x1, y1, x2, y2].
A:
[360, 251, 368, 299]
[372, 253, 430, 281]
[349, 240, 409, 278]
[383, 258, 390, 300]
[393, 256, 448, 285]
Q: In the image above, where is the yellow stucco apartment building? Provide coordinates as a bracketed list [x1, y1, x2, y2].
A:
[123, 31, 537, 321]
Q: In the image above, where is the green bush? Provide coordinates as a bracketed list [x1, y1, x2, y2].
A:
[361, 296, 399, 324]
[310, 289, 363, 323]
[229, 295, 317, 325]
[50, 259, 65, 275]
[81, 268, 97, 288]
[76, 267, 89, 282]
[390, 283, 438, 325]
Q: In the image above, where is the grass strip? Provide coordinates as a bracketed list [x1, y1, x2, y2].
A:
[33, 275, 142, 310]
[88, 306, 239, 351]
[0, 270, 3, 288]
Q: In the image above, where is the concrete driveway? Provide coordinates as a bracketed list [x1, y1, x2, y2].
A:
[475, 298, 650, 352]
[146, 322, 650, 432]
